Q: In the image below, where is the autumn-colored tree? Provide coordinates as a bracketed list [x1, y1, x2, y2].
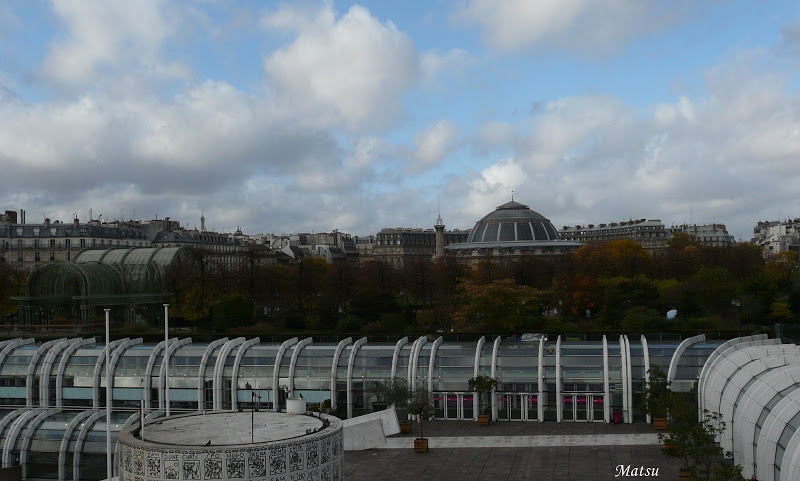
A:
[0, 262, 26, 316]
[572, 239, 652, 278]
[764, 250, 799, 291]
[553, 275, 601, 317]
[453, 278, 543, 332]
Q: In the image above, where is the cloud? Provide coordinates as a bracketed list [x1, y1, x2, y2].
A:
[262, 3, 417, 132]
[41, 0, 180, 89]
[455, 0, 699, 55]
[412, 120, 460, 170]
[420, 48, 475, 88]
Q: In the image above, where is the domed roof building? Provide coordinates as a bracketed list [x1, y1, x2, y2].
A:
[443, 200, 582, 264]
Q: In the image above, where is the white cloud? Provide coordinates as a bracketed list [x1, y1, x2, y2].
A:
[413, 120, 460, 169]
[420, 48, 475, 87]
[41, 0, 179, 88]
[262, 3, 417, 132]
[456, 0, 697, 55]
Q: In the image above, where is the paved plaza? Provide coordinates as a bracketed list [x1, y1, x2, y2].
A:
[344, 421, 683, 481]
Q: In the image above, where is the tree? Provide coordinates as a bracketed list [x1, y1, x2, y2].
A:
[406, 387, 435, 440]
[453, 279, 542, 331]
[572, 239, 652, 278]
[642, 367, 746, 481]
[468, 375, 499, 417]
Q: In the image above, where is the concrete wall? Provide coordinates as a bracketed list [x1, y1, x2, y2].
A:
[342, 406, 401, 451]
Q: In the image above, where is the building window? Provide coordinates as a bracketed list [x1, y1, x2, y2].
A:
[16, 239, 21, 248]
[49, 239, 55, 248]
[65, 239, 70, 248]
[92, 239, 96, 247]
[49, 252, 55, 261]
[66, 251, 70, 261]
[16, 252, 22, 262]
[34, 239, 39, 248]
[35, 252, 40, 262]
[80, 239, 86, 248]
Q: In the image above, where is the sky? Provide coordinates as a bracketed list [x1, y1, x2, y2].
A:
[2, 1, 800, 241]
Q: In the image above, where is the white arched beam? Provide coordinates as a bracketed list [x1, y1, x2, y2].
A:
[20, 408, 60, 478]
[58, 409, 97, 481]
[427, 336, 443, 395]
[39, 338, 79, 407]
[667, 334, 706, 384]
[641, 335, 650, 423]
[390, 337, 409, 381]
[270, 337, 298, 411]
[196, 337, 228, 410]
[603, 335, 610, 423]
[72, 411, 105, 481]
[490, 336, 502, 422]
[159, 337, 192, 410]
[697, 334, 767, 417]
[537, 337, 544, 423]
[143, 339, 172, 412]
[26, 338, 67, 408]
[230, 337, 260, 410]
[91, 338, 129, 408]
[3, 409, 41, 467]
[409, 336, 427, 388]
[213, 337, 246, 411]
[329, 338, 352, 412]
[346, 337, 368, 419]
[288, 337, 313, 398]
[556, 336, 562, 422]
[56, 339, 96, 407]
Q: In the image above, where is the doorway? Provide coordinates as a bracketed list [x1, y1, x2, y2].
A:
[496, 393, 538, 421]
[562, 394, 604, 422]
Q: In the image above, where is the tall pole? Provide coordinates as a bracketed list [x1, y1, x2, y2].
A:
[164, 304, 170, 417]
[104, 309, 112, 481]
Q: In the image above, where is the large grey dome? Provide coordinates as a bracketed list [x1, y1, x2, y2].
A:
[465, 200, 561, 244]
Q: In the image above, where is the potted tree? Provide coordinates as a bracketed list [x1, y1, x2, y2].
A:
[372, 378, 413, 433]
[644, 367, 747, 481]
[468, 375, 498, 426]
[407, 387, 435, 453]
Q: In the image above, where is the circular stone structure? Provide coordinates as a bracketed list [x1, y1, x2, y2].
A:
[118, 411, 343, 481]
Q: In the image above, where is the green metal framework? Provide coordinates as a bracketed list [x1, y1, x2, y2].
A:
[14, 246, 185, 327]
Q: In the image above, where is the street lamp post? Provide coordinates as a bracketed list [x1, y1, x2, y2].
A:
[164, 304, 170, 417]
[104, 308, 111, 481]
[732, 299, 741, 329]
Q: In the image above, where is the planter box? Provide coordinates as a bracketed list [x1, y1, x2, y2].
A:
[399, 421, 412, 434]
[678, 471, 693, 481]
[414, 438, 428, 453]
[654, 417, 667, 431]
[478, 414, 490, 426]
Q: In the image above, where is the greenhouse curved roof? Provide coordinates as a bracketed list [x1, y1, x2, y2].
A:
[73, 246, 184, 266]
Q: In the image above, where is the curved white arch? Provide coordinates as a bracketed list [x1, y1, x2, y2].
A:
[731, 363, 800, 476]
[56, 338, 96, 407]
[641, 335, 650, 423]
[213, 337, 246, 411]
[271, 337, 298, 411]
[758, 390, 800, 481]
[329, 337, 352, 412]
[143, 338, 172, 411]
[91, 337, 129, 408]
[390, 337, 409, 381]
[26, 338, 66, 407]
[409, 336, 428, 388]
[288, 337, 312, 398]
[2, 408, 41, 467]
[697, 334, 768, 416]
[702, 344, 800, 422]
[159, 337, 192, 410]
[38, 338, 78, 407]
[58, 409, 97, 481]
[624, 335, 633, 423]
[72, 410, 105, 481]
[196, 337, 228, 409]
[428, 336, 443, 394]
[346, 337, 368, 419]
[490, 336, 502, 422]
[556, 336, 562, 422]
[667, 334, 706, 383]
[230, 337, 261, 410]
[619, 336, 628, 423]
[538, 336, 544, 422]
[20, 408, 60, 477]
[97, 337, 143, 409]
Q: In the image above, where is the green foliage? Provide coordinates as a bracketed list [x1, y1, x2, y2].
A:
[643, 367, 745, 481]
[468, 375, 499, 415]
[453, 279, 542, 331]
[406, 387, 435, 418]
[212, 294, 253, 331]
[620, 306, 664, 331]
[371, 378, 412, 409]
